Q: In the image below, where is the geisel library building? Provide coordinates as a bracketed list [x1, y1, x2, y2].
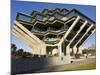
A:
[13, 8, 95, 63]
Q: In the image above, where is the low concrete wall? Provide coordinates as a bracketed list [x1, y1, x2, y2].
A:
[11, 56, 70, 74]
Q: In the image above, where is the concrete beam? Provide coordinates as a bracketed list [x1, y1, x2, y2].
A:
[13, 29, 41, 55]
[15, 21, 44, 44]
[76, 29, 95, 54]
[13, 25, 38, 45]
[66, 21, 87, 55]
[58, 16, 80, 56]
[13, 29, 46, 55]
[68, 21, 88, 46]
[13, 21, 46, 55]
[59, 16, 80, 45]
[78, 29, 95, 48]
[73, 24, 94, 54]
[12, 30, 35, 49]
[58, 44, 63, 56]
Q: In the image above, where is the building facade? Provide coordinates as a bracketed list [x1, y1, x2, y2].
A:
[13, 8, 95, 59]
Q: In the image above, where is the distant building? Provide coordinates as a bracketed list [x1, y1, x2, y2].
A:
[13, 8, 95, 62]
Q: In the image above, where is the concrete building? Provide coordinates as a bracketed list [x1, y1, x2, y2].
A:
[12, 8, 95, 62]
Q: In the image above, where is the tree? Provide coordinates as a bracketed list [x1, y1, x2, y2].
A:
[22, 51, 32, 58]
[17, 48, 24, 56]
[11, 43, 17, 52]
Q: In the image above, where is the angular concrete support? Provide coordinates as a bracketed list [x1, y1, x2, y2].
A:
[13, 28, 41, 55]
[80, 29, 95, 47]
[13, 30, 36, 49]
[66, 21, 87, 55]
[66, 45, 71, 61]
[13, 26, 38, 45]
[66, 45, 72, 54]
[13, 21, 46, 55]
[39, 44, 46, 55]
[69, 21, 88, 46]
[78, 46, 83, 54]
[59, 16, 80, 56]
[13, 29, 46, 55]
[73, 24, 94, 54]
[73, 46, 78, 54]
[75, 29, 95, 54]
[59, 16, 80, 45]
[76, 29, 95, 55]
[58, 44, 62, 56]
[15, 21, 44, 44]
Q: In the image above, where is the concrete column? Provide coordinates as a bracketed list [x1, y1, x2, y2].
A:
[77, 46, 83, 54]
[75, 29, 95, 54]
[73, 24, 94, 54]
[66, 45, 71, 54]
[40, 44, 46, 55]
[15, 21, 44, 44]
[80, 29, 95, 47]
[66, 21, 87, 55]
[68, 21, 88, 46]
[58, 44, 62, 56]
[13, 29, 45, 55]
[59, 16, 80, 45]
[14, 21, 47, 55]
[66, 45, 71, 60]
[13, 28, 42, 55]
[14, 22, 47, 55]
[13, 27, 46, 55]
[12, 30, 35, 49]
[71, 48, 74, 56]
[13, 25, 38, 45]
[58, 16, 80, 57]
[73, 46, 78, 54]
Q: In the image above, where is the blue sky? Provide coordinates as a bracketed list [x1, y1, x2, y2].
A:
[11, 0, 96, 52]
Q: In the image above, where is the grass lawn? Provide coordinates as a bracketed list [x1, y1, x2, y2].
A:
[65, 62, 96, 71]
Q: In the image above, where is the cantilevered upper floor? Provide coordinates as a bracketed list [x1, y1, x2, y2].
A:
[14, 8, 95, 46]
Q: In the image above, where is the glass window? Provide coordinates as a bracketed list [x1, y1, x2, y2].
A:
[18, 14, 32, 23]
[66, 10, 95, 24]
[54, 13, 63, 19]
[35, 15, 44, 21]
